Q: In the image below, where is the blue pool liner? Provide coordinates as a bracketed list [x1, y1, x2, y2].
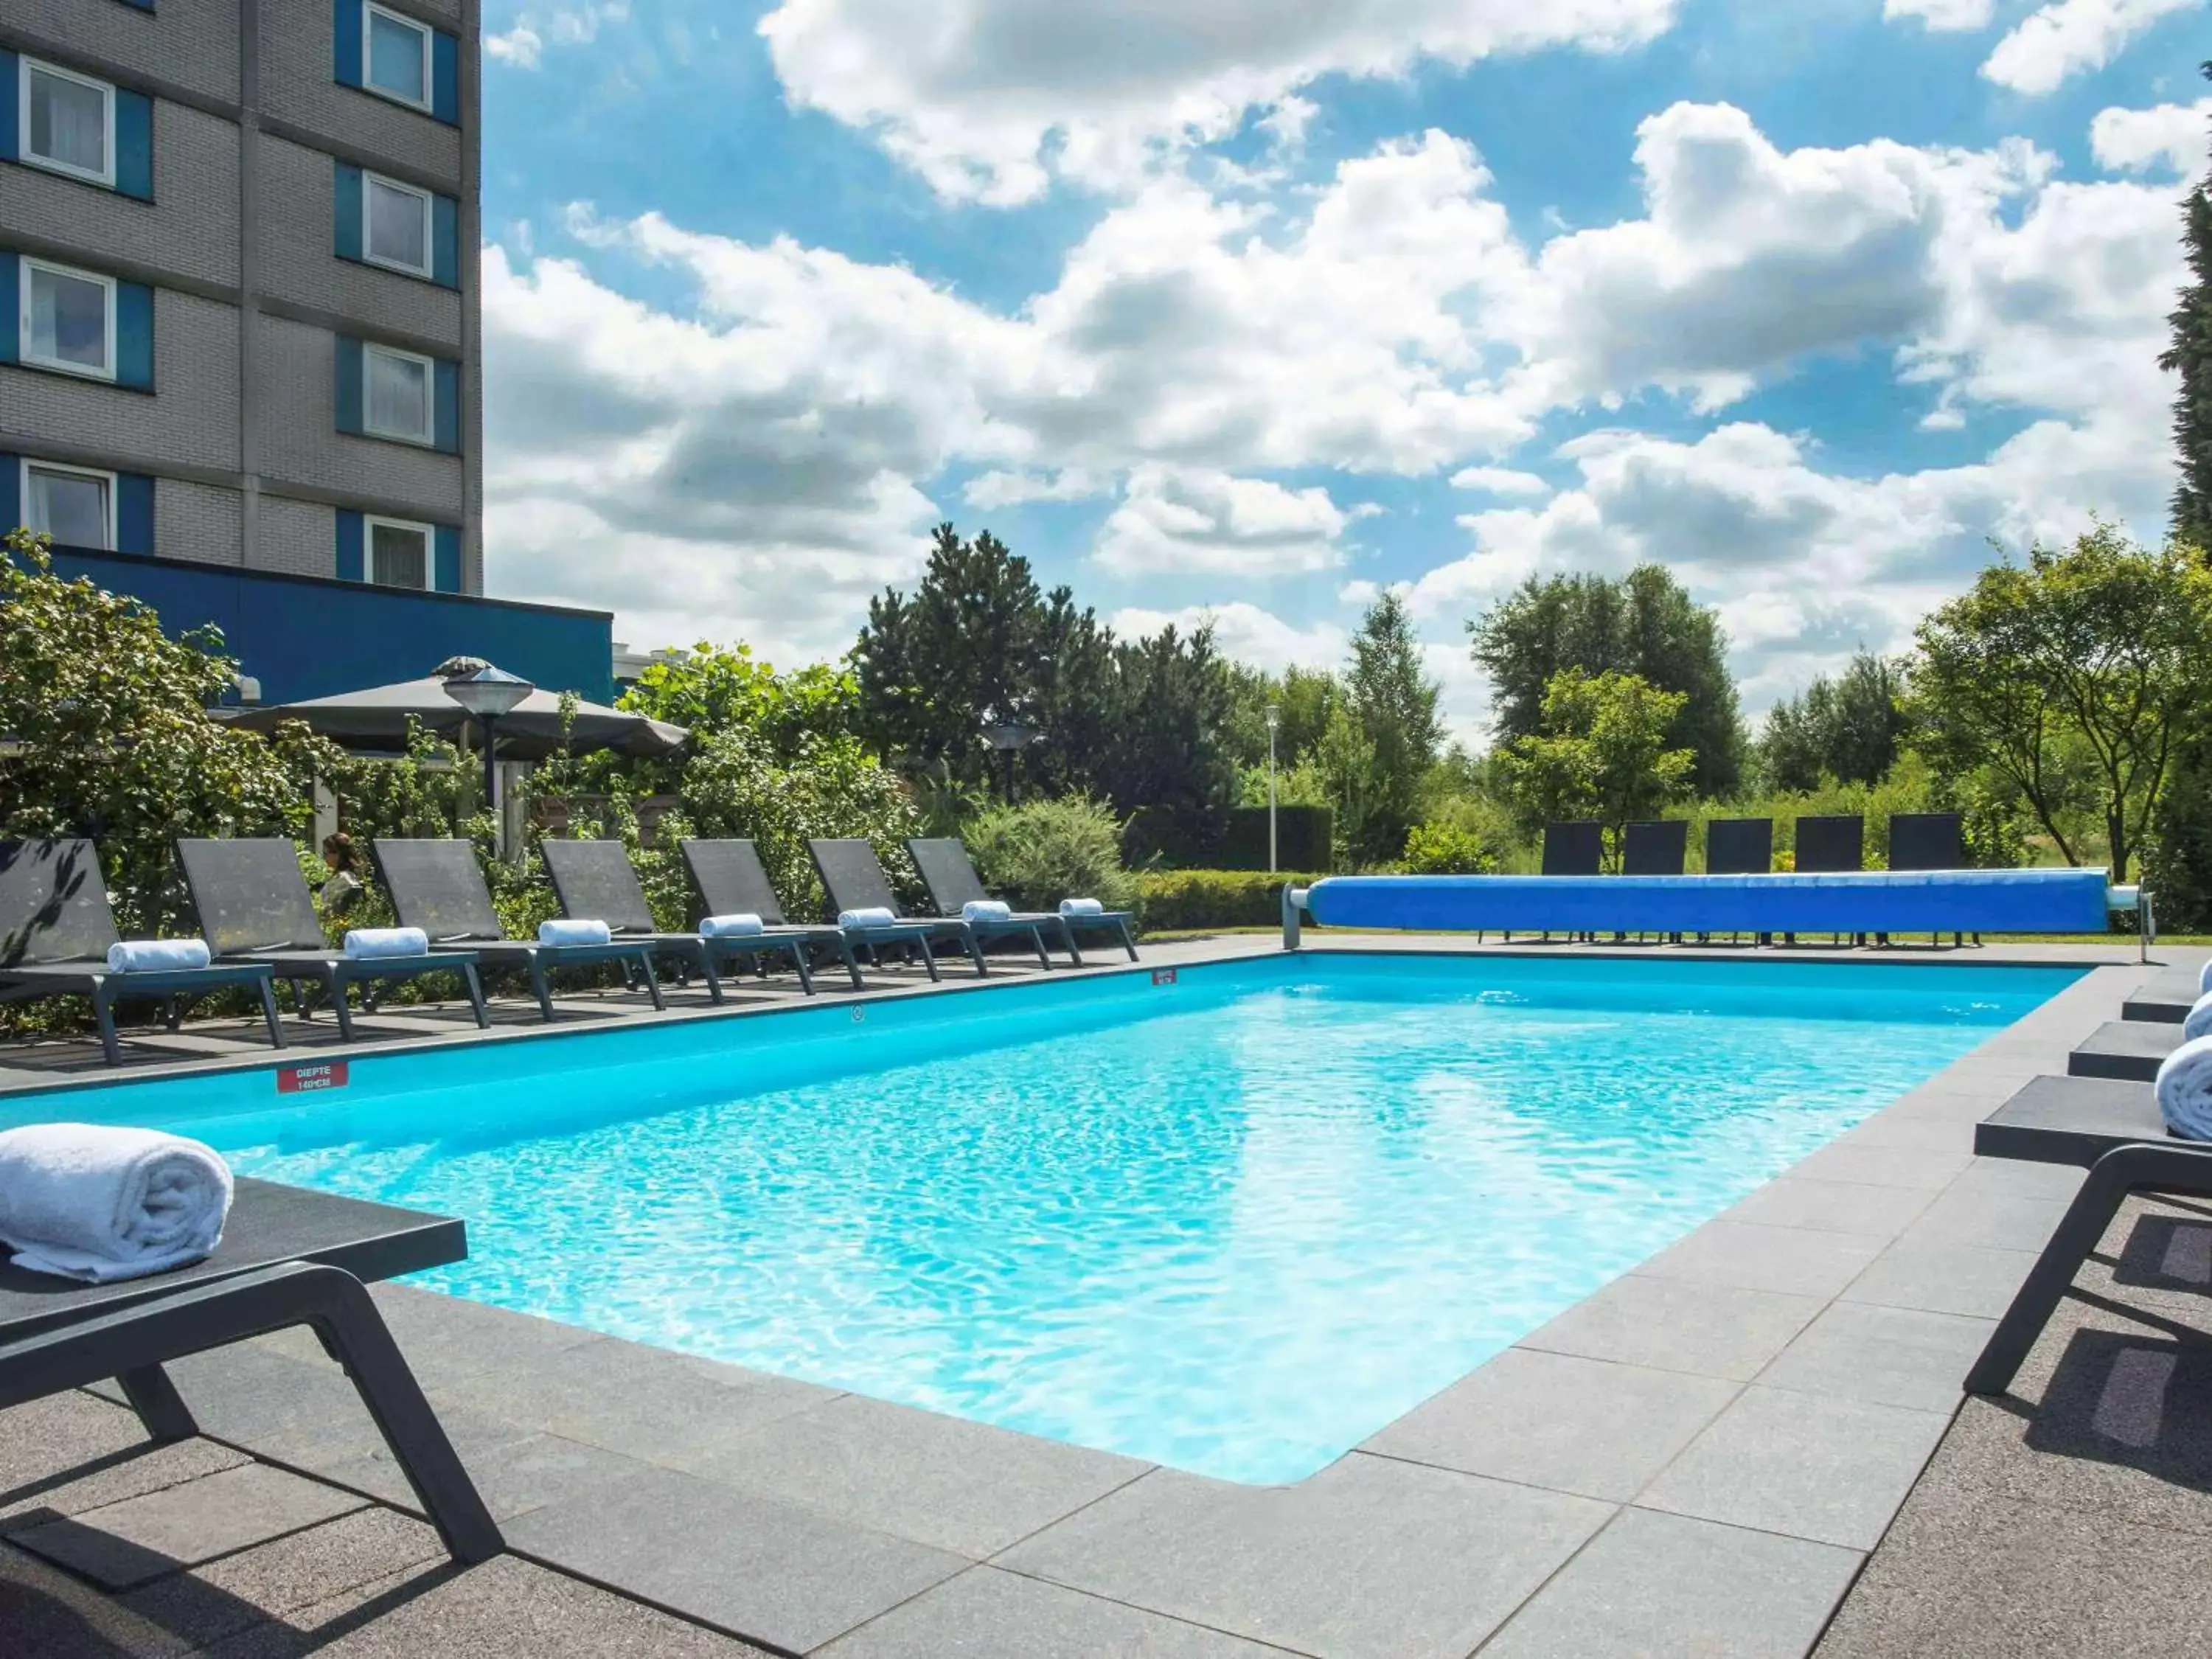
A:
[1304, 868, 2124, 935]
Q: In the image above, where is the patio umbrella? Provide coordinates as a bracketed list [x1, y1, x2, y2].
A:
[225, 674, 688, 762]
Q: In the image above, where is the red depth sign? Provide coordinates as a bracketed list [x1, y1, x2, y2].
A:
[1151, 967, 1178, 987]
[277, 1061, 349, 1094]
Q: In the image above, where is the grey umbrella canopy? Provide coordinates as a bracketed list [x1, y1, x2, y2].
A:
[227, 675, 688, 761]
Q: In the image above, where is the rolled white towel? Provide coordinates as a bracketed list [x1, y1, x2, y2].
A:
[962, 900, 1012, 923]
[838, 907, 898, 931]
[0, 1123, 233, 1283]
[105, 939, 211, 974]
[1059, 897, 1105, 917]
[2199, 959, 2212, 996]
[699, 913, 765, 938]
[539, 919, 613, 947]
[2187, 991, 2212, 1043]
[2157, 1034, 2212, 1141]
[343, 925, 428, 961]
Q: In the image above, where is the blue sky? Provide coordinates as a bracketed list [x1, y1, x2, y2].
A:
[473, 0, 2211, 737]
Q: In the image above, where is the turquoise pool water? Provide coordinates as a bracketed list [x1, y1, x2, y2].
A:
[17, 955, 2076, 1482]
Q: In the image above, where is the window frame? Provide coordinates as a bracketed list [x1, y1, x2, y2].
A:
[361, 342, 436, 445]
[362, 514, 434, 590]
[361, 170, 434, 279]
[21, 458, 119, 552]
[18, 55, 118, 188]
[361, 2, 434, 112]
[18, 254, 119, 382]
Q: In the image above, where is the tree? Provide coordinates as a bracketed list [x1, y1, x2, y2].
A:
[1469, 565, 1744, 796]
[1761, 653, 1910, 790]
[1093, 625, 1239, 855]
[1911, 524, 2212, 883]
[2163, 62, 2212, 549]
[1345, 591, 1444, 864]
[1494, 669, 1696, 866]
[619, 642, 861, 763]
[1222, 662, 1339, 772]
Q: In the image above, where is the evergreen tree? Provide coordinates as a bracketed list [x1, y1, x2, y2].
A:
[2162, 63, 2212, 549]
[1345, 592, 1444, 864]
[1760, 653, 1910, 790]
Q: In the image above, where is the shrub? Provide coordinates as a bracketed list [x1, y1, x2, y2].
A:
[964, 797, 1140, 917]
[1135, 870, 1326, 932]
[1399, 823, 1500, 874]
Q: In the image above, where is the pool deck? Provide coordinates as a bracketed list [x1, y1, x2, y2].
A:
[0, 933, 2191, 1656]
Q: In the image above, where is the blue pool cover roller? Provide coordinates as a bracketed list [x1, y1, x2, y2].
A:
[1301, 869, 2131, 936]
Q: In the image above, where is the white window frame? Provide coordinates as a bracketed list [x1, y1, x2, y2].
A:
[361, 342, 436, 445]
[361, 170, 434, 279]
[18, 254, 119, 382]
[361, 3, 434, 112]
[21, 458, 119, 552]
[362, 514, 434, 589]
[18, 55, 117, 188]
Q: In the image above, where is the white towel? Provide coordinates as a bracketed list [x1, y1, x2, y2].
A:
[343, 926, 428, 960]
[1060, 897, 1105, 917]
[838, 907, 898, 931]
[104, 939, 211, 974]
[2157, 1034, 2212, 1141]
[539, 919, 613, 947]
[0, 1123, 233, 1283]
[962, 900, 1012, 923]
[2187, 992, 2212, 1044]
[2199, 959, 2212, 996]
[699, 914, 765, 938]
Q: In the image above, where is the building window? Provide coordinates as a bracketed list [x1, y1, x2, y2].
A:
[20, 257, 117, 380]
[363, 173, 431, 276]
[20, 57, 116, 186]
[22, 460, 116, 550]
[364, 4, 431, 109]
[364, 515, 431, 588]
[363, 344, 433, 443]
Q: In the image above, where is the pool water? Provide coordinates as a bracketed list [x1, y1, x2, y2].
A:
[41, 955, 2074, 1483]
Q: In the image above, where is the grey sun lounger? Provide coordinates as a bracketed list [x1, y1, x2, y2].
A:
[810, 838, 1043, 975]
[679, 840, 878, 990]
[0, 1178, 500, 1563]
[543, 838, 812, 999]
[373, 838, 665, 1021]
[907, 838, 1136, 964]
[0, 838, 285, 1064]
[178, 838, 488, 1040]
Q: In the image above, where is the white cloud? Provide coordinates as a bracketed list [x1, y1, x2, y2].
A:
[1108, 602, 1349, 672]
[487, 3, 630, 69]
[757, 0, 1680, 204]
[1982, 0, 2202, 97]
[2091, 97, 2212, 175]
[1883, 0, 1997, 27]
[1338, 579, 1382, 606]
[961, 469, 1110, 508]
[1449, 465, 1552, 496]
[1093, 467, 1358, 576]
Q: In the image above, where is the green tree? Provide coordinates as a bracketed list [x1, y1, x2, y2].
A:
[2163, 61, 2212, 549]
[1761, 653, 1910, 790]
[1312, 702, 1378, 869]
[1345, 591, 1444, 864]
[1222, 661, 1339, 771]
[1911, 524, 2212, 883]
[1093, 625, 1239, 855]
[1470, 565, 1744, 796]
[1495, 669, 1697, 866]
[619, 642, 860, 762]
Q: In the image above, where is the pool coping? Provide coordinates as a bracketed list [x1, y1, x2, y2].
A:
[46, 939, 2177, 1658]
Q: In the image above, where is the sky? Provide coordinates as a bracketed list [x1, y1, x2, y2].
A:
[473, 0, 2211, 742]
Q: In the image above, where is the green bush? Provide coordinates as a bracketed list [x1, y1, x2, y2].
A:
[963, 797, 1141, 918]
[1135, 869, 1326, 931]
[1399, 823, 1500, 874]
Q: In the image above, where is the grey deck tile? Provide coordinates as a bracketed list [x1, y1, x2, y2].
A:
[819, 1565, 1297, 1658]
[502, 1463, 965, 1652]
[313, 1423, 653, 1525]
[11, 1464, 368, 1590]
[995, 1453, 1611, 1659]
[1753, 1301, 1993, 1412]
[685, 1392, 1149, 1559]
[1631, 1220, 1886, 1299]
[1476, 1508, 1863, 1659]
[1838, 1241, 2040, 1319]
[1879, 1087, 2022, 1121]
[1827, 1113, 1978, 1153]
[1717, 1178, 1936, 1240]
[0, 1394, 252, 1524]
[0, 1540, 182, 1658]
[1360, 1348, 1738, 1502]
[1517, 1276, 1825, 1382]
[364, 1284, 608, 1391]
[1783, 1142, 1972, 1192]
[157, 1345, 376, 1453]
[1947, 1157, 2090, 1200]
[1635, 1386, 1951, 1550]
[1900, 1186, 2070, 1253]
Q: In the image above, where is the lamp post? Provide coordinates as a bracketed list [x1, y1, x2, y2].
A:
[980, 711, 1043, 804]
[441, 664, 535, 844]
[1265, 703, 1281, 873]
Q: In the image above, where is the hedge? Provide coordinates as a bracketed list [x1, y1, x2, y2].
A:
[1135, 869, 1326, 932]
[1217, 806, 1333, 872]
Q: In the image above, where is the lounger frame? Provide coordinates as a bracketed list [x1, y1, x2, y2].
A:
[906, 838, 1138, 964]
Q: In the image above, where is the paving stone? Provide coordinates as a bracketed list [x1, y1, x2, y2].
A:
[1899, 1187, 2070, 1253]
[1636, 1385, 1951, 1549]
[1631, 1220, 1886, 1298]
[1947, 1158, 2090, 1200]
[159, 1345, 375, 1453]
[1479, 1508, 1863, 1659]
[996, 1453, 1610, 1659]
[686, 1391, 1149, 1557]
[1829, 1114, 1978, 1153]
[314, 1425, 651, 1526]
[1519, 1275, 1824, 1381]
[1754, 1301, 1994, 1412]
[1839, 1241, 2040, 1319]
[1784, 1142, 1972, 1192]
[1361, 1347, 1738, 1502]
[12, 1464, 369, 1590]
[819, 1565, 1295, 1658]
[1717, 1178, 1936, 1239]
[1, 1394, 251, 1524]
[364, 1285, 608, 1391]
[0, 1539, 184, 1658]
[503, 1462, 965, 1652]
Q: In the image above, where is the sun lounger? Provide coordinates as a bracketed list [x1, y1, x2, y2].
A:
[0, 840, 285, 1064]
[678, 840, 886, 990]
[372, 839, 664, 1021]
[907, 838, 1137, 964]
[543, 838, 818, 998]
[810, 839, 1043, 975]
[178, 838, 487, 1040]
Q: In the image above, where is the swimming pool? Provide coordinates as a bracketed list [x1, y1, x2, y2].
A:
[10, 953, 2077, 1484]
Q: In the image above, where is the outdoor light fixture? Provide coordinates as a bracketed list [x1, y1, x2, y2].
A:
[980, 710, 1043, 803]
[442, 664, 535, 823]
[1265, 703, 1281, 874]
